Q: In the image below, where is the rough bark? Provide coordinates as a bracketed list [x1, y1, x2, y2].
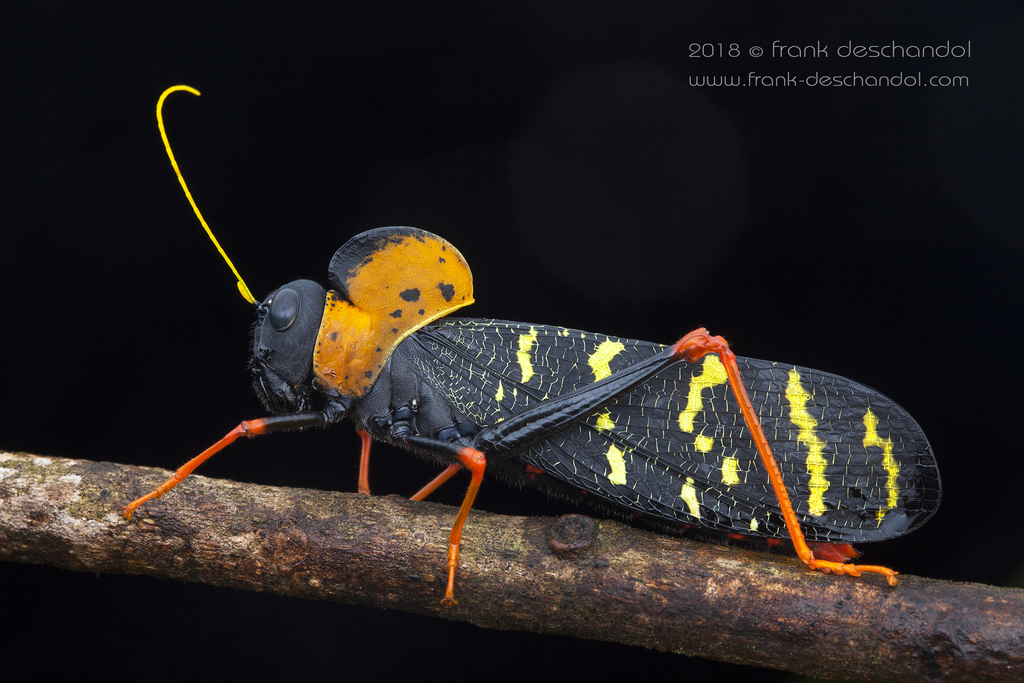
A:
[0, 450, 1020, 682]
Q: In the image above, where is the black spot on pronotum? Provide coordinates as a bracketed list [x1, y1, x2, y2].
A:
[390, 309, 403, 318]
[375, 347, 382, 353]
[365, 371, 373, 379]
[391, 328, 399, 333]
[438, 282, 455, 302]
[418, 309, 425, 315]
[439, 257, 446, 264]
[399, 288, 421, 302]
[330, 332, 338, 341]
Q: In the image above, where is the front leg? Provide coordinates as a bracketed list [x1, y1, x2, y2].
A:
[123, 411, 329, 520]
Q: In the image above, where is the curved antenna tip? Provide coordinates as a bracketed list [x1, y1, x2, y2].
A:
[157, 85, 256, 306]
[162, 85, 201, 98]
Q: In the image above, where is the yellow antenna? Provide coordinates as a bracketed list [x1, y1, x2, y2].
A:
[157, 85, 256, 305]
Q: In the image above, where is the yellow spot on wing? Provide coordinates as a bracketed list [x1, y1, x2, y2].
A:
[785, 369, 828, 517]
[721, 456, 740, 485]
[677, 357, 731, 488]
[494, 380, 504, 403]
[678, 355, 728, 433]
[606, 444, 627, 485]
[864, 408, 899, 521]
[588, 340, 625, 382]
[680, 477, 700, 518]
[594, 411, 614, 431]
[749, 517, 759, 532]
[517, 328, 537, 384]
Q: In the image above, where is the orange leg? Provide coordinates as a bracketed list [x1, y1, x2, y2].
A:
[357, 429, 373, 495]
[123, 412, 324, 521]
[441, 447, 486, 605]
[671, 328, 898, 586]
[402, 435, 488, 605]
[410, 463, 462, 502]
[123, 420, 266, 520]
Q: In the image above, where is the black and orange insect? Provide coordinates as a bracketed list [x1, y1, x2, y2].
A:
[124, 86, 941, 604]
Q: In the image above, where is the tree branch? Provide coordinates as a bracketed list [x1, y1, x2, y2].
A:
[0, 450, 1020, 682]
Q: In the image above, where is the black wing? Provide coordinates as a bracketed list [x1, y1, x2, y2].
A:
[404, 318, 940, 544]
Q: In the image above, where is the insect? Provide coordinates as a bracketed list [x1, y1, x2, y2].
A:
[124, 86, 941, 604]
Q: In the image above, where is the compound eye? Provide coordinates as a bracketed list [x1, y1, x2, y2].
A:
[269, 287, 300, 331]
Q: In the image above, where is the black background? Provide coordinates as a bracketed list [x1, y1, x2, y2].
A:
[3, 3, 1023, 682]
